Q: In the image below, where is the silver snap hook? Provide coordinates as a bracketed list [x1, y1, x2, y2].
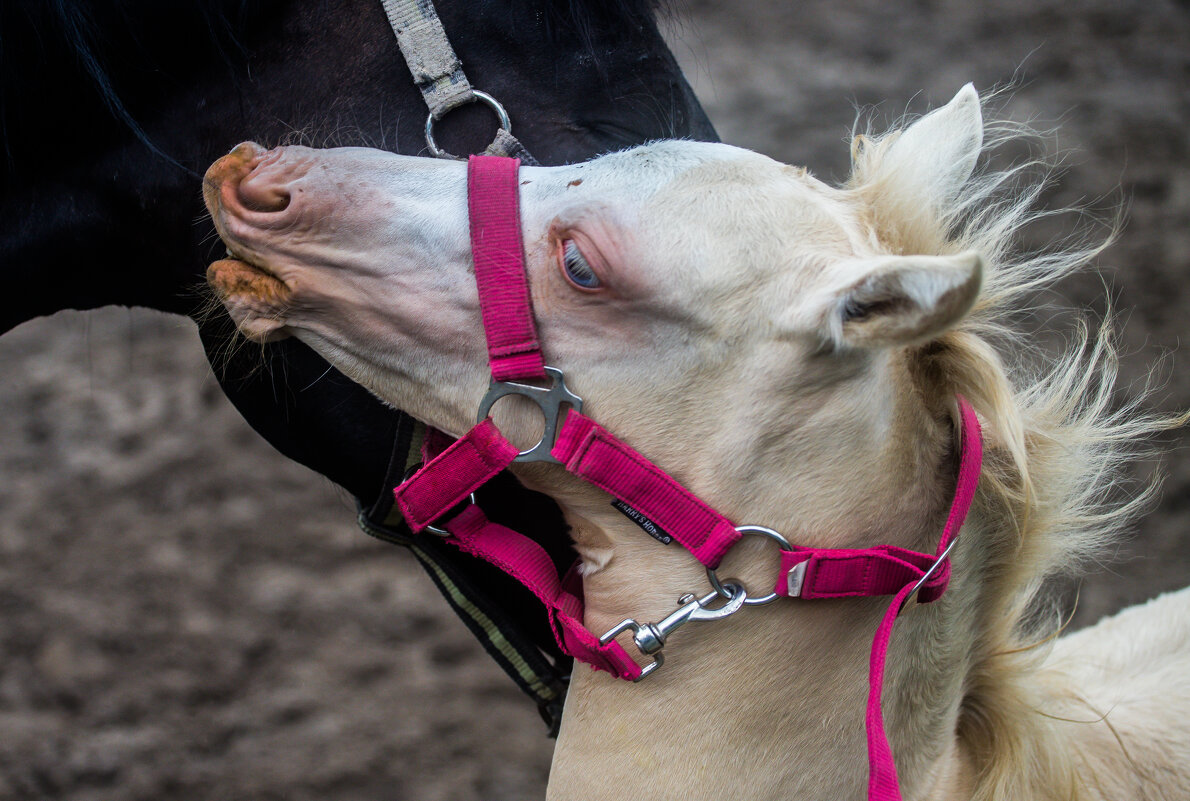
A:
[599, 582, 748, 681]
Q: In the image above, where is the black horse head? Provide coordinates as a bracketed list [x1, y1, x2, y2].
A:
[1, 0, 714, 498]
[0, 0, 717, 721]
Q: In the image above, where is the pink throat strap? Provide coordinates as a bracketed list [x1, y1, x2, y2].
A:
[551, 411, 742, 566]
[394, 155, 985, 801]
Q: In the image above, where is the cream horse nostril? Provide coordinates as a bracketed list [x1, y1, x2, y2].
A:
[237, 165, 292, 213]
[211, 144, 292, 213]
[228, 140, 267, 161]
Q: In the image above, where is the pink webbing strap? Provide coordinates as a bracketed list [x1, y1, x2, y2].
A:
[551, 411, 742, 567]
[917, 394, 984, 587]
[468, 155, 546, 381]
[862, 395, 983, 801]
[393, 418, 519, 533]
[395, 156, 543, 532]
[443, 504, 642, 681]
[866, 582, 920, 801]
[773, 545, 948, 601]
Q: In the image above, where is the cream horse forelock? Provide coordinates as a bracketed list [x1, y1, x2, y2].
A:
[203, 84, 1190, 800]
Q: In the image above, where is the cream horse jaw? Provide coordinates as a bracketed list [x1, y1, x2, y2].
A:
[537, 390, 974, 801]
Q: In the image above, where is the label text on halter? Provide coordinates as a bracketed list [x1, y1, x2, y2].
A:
[612, 500, 673, 545]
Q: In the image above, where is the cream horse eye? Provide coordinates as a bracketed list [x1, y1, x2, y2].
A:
[562, 239, 600, 289]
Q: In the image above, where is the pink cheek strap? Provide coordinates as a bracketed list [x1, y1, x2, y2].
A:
[550, 411, 743, 567]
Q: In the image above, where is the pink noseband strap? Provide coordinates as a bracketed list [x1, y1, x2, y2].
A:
[467, 155, 546, 381]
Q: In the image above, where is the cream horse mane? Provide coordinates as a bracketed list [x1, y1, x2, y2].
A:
[203, 84, 1190, 800]
[852, 97, 1183, 797]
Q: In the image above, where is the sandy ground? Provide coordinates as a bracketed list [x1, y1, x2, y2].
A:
[1, 1, 1187, 798]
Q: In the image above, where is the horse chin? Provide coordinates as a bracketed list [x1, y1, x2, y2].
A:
[206, 258, 292, 342]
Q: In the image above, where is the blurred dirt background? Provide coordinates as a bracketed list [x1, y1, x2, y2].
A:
[1, 0, 1187, 798]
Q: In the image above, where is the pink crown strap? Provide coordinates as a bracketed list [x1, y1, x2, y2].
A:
[863, 396, 982, 801]
[937, 395, 983, 554]
[467, 155, 546, 381]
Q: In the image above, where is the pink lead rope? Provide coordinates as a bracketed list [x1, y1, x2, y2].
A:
[395, 155, 984, 801]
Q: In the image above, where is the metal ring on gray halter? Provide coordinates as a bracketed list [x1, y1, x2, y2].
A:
[706, 524, 794, 606]
[424, 90, 512, 160]
[425, 493, 478, 536]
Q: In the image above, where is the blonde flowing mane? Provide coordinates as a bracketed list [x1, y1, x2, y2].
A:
[849, 99, 1183, 798]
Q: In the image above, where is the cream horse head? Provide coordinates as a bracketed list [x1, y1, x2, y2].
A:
[205, 86, 1189, 800]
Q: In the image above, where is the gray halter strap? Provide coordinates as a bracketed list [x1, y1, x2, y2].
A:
[380, 0, 538, 163]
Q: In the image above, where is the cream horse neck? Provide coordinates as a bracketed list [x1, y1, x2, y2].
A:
[543, 412, 1190, 801]
[538, 385, 979, 801]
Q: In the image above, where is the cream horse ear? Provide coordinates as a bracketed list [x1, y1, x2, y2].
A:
[815, 85, 985, 348]
[874, 83, 984, 208]
[825, 251, 983, 348]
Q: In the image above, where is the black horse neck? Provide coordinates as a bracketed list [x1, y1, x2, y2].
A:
[1, 0, 716, 708]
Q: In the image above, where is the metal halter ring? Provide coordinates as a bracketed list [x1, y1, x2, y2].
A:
[424, 90, 512, 160]
[425, 493, 477, 537]
[706, 525, 794, 606]
[475, 367, 583, 464]
[403, 460, 479, 537]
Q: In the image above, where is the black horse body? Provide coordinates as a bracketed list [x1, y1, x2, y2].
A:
[1, 0, 716, 720]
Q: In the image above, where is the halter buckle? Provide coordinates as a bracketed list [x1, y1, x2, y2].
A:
[898, 535, 960, 611]
[476, 366, 582, 464]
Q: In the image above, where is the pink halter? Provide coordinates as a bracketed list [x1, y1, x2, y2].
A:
[395, 155, 984, 801]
